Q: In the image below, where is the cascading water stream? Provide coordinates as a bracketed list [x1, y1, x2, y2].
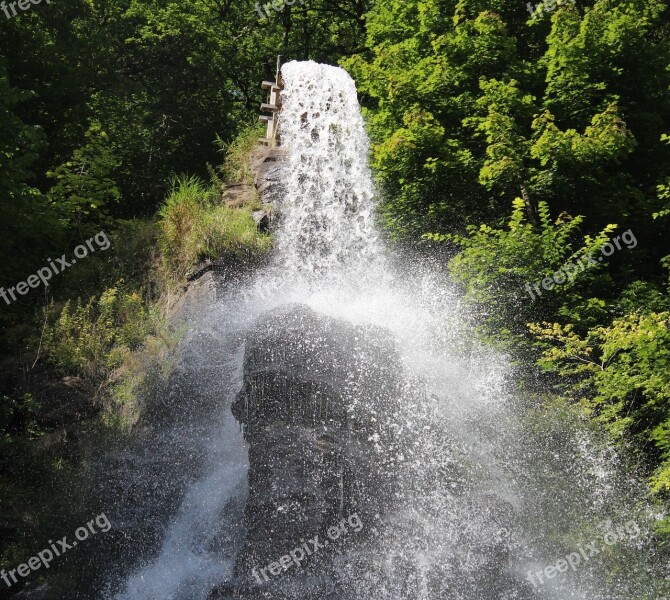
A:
[107, 61, 666, 600]
[273, 61, 382, 277]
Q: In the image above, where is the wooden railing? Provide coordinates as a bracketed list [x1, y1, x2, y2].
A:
[259, 56, 282, 144]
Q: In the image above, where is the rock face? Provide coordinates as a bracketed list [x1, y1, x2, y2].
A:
[251, 145, 287, 208]
[215, 145, 285, 240]
[222, 182, 257, 208]
[209, 304, 406, 599]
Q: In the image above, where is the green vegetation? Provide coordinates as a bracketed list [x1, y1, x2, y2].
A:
[44, 288, 156, 379]
[217, 124, 267, 185]
[345, 0, 670, 534]
[430, 198, 618, 346]
[2, 0, 670, 589]
[0, 53, 274, 580]
[158, 175, 271, 282]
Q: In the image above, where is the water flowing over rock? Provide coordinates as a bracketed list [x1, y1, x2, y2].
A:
[103, 60, 666, 600]
[210, 303, 407, 598]
[274, 61, 382, 277]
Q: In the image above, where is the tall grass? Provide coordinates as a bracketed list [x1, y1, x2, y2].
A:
[216, 122, 265, 184]
[158, 174, 271, 281]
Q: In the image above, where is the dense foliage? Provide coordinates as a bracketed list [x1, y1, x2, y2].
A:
[345, 0, 670, 516]
[2, 0, 670, 588]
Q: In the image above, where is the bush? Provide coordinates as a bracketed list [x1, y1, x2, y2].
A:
[46, 123, 121, 234]
[435, 198, 617, 343]
[529, 312, 670, 498]
[43, 285, 158, 381]
[158, 174, 271, 281]
[216, 122, 265, 184]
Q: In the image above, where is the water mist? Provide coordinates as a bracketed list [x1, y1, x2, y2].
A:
[108, 61, 666, 600]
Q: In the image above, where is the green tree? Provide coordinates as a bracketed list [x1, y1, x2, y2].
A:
[47, 123, 121, 235]
[436, 198, 616, 344]
[530, 312, 670, 499]
[345, 0, 670, 248]
[0, 57, 61, 319]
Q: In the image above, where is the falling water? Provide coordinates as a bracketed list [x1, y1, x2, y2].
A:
[107, 61, 667, 600]
[274, 61, 382, 276]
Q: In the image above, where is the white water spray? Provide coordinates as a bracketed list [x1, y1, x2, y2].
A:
[108, 61, 665, 600]
[275, 61, 382, 277]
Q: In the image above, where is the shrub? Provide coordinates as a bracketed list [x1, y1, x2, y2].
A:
[158, 174, 271, 281]
[43, 285, 158, 381]
[216, 122, 265, 184]
[529, 312, 670, 497]
[46, 123, 121, 234]
[434, 198, 617, 342]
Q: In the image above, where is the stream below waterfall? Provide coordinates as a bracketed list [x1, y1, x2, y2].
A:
[93, 61, 667, 600]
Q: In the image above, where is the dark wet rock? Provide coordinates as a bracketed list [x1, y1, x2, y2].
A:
[251, 146, 287, 207]
[71, 323, 243, 599]
[210, 304, 405, 599]
[252, 209, 272, 232]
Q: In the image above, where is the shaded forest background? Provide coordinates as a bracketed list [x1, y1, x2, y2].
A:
[1, 0, 670, 591]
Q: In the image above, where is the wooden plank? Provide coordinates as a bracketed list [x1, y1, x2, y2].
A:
[258, 56, 283, 143]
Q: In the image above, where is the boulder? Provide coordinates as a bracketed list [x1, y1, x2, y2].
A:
[210, 304, 405, 599]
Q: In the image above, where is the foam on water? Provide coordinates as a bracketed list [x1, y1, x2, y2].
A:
[274, 60, 383, 280]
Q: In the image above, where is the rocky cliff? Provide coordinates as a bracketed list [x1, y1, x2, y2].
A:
[209, 304, 408, 599]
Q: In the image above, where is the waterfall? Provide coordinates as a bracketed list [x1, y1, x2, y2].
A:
[274, 61, 381, 276]
[107, 61, 666, 600]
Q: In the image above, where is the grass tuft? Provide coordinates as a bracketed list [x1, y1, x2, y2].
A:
[158, 174, 271, 281]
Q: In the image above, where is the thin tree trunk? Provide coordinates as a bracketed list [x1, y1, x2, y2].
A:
[520, 184, 540, 228]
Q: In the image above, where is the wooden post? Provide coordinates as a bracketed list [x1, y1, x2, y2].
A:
[259, 55, 283, 144]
